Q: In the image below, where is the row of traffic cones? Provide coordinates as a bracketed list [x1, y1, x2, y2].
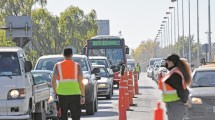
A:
[118, 69, 164, 120]
[118, 70, 139, 120]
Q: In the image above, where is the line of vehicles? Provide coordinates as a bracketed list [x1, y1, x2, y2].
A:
[147, 57, 215, 120]
[0, 35, 130, 120]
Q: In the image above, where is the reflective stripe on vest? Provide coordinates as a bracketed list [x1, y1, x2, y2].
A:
[56, 60, 81, 95]
[159, 67, 186, 102]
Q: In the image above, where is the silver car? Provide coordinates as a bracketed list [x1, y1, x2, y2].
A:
[92, 65, 114, 100]
[186, 65, 215, 120]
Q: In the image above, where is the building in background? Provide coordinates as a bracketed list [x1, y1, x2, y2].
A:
[97, 20, 110, 35]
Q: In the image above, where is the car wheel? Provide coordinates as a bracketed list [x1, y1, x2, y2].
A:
[86, 99, 95, 115]
[94, 96, 98, 112]
[106, 89, 112, 100]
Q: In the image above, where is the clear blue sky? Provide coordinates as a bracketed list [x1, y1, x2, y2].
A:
[43, 0, 215, 49]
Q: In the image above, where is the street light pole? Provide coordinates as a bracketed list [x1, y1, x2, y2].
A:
[177, 1, 180, 55]
[166, 12, 172, 47]
[164, 17, 170, 51]
[188, 0, 192, 63]
[162, 21, 167, 48]
[182, 0, 185, 57]
[197, 0, 200, 66]
[208, 0, 212, 62]
[170, 7, 176, 52]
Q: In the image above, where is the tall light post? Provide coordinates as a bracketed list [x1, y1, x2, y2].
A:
[182, 0, 185, 57]
[208, 0, 212, 62]
[161, 24, 166, 48]
[162, 21, 167, 48]
[188, 0, 192, 63]
[197, 0, 200, 66]
[177, 1, 180, 55]
[166, 12, 172, 47]
[158, 30, 162, 48]
[164, 17, 170, 50]
[169, 7, 176, 47]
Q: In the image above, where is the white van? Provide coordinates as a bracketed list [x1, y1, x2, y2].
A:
[0, 47, 49, 120]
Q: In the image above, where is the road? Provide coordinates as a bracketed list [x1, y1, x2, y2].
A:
[69, 72, 167, 120]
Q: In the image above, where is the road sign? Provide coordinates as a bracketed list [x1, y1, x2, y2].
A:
[5, 16, 32, 38]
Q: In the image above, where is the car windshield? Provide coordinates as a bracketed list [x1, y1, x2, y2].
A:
[98, 67, 108, 77]
[150, 59, 162, 66]
[0, 52, 21, 76]
[31, 72, 52, 85]
[192, 70, 215, 87]
[35, 57, 88, 71]
[88, 48, 124, 66]
[90, 59, 108, 68]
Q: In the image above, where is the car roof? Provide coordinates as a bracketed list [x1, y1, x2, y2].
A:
[0, 47, 23, 52]
[31, 70, 53, 73]
[38, 54, 87, 59]
[195, 65, 215, 71]
[127, 59, 135, 62]
[89, 56, 107, 59]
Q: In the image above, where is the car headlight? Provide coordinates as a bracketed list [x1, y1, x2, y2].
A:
[98, 84, 108, 88]
[10, 90, 19, 98]
[191, 97, 203, 104]
[83, 79, 89, 85]
[8, 89, 25, 100]
[48, 93, 55, 103]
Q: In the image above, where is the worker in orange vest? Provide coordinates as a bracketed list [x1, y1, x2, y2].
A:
[52, 48, 85, 120]
[158, 54, 191, 120]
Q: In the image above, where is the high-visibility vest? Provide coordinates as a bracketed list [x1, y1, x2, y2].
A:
[56, 59, 81, 95]
[135, 65, 140, 72]
[158, 67, 186, 102]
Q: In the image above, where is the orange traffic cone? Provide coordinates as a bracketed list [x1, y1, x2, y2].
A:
[119, 76, 127, 120]
[124, 70, 130, 110]
[128, 70, 137, 106]
[154, 102, 163, 120]
[133, 70, 139, 94]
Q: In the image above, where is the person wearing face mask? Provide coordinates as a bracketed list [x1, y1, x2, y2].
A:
[158, 54, 192, 120]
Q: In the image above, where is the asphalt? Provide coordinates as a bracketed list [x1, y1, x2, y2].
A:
[70, 72, 168, 120]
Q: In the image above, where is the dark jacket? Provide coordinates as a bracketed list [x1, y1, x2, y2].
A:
[165, 68, 189, 103]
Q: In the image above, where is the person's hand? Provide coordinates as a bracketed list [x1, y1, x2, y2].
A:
[80, 97, 85, 105]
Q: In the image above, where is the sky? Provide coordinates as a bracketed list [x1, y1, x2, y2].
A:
[43, 0, 215, 49]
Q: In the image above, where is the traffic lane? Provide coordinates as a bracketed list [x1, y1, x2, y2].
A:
[127, 72, 167, 120]
[79, 88, 119, 120]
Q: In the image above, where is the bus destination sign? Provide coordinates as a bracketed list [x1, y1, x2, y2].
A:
[89, 40, 121, 47]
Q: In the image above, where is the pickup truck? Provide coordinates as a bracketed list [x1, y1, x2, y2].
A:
[34, 54, 100, 115]
[0, 47, 50, 120]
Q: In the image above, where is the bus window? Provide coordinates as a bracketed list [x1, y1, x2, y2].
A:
[106, 49, 123, 65]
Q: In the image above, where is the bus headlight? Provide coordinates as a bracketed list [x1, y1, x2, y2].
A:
[191, 97, 202, 104]
[83, 79, 89, 85]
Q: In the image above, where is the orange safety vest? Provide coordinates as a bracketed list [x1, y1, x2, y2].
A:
[158, 67, 186, 102]
[56, 59, 81, 95]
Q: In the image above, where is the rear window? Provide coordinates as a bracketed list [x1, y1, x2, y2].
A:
[89, 59, 108, 68]
[32, 72, 52, 85]
[35, 57, 88, 71]
[0, 52, 21, 76]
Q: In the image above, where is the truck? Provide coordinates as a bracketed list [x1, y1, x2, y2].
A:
[0, 47, 50, 120]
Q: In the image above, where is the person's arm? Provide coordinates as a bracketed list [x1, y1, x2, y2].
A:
[52, 65, 58, 95]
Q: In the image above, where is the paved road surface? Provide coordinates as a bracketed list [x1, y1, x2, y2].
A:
[69, 72, 167, 120]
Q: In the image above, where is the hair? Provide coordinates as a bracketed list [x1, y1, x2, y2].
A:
[177, 59, 192, 85]
[63, 48, 73, 58]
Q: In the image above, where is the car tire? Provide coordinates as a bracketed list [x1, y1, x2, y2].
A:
[106, 89, 112, 100]
[94, 96, 98, 112]
[86, 100, 95, 115]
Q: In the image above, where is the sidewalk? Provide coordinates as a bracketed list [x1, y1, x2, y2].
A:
[127, 72, 167, 120]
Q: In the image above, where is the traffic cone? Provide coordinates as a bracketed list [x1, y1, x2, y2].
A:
[124, 71, 130, 110]
[154, 102, 163, 120]
[128, 70, 137, 106]
[134, 70, 140, 94]
[119, 76, 127, 120]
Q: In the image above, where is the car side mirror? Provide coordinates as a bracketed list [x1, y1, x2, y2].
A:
[109, 74, 114, 78]
[91, 68, 100, 74]
[111, 65, 116, 69]
[125, 47, 129, 54]
[25, 61, 32, 73]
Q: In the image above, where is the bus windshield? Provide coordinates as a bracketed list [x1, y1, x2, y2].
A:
[88, 48, 124, 65]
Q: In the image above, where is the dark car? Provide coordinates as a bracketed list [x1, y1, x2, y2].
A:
[34, 54, 100, 115]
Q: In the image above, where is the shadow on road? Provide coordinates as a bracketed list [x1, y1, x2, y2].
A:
[81, 111, 118, 118]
